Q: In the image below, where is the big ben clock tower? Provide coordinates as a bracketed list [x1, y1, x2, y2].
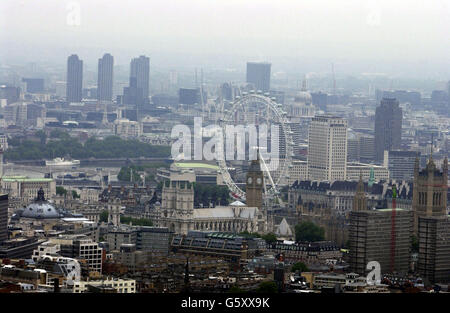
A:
[246, 153, 264, 209]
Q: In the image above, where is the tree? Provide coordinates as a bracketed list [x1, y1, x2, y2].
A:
[56, 186, 67, 196]
[118, 165, 142, 182]
[35, 130, 47, 145]
[295, 221, 325, 242]
[193, 183, 231, 208]
[239, 231, 261, 238]
[411, 235, 419, 253]
[256, 281, 278, 293]
[99, 210, 108, 223]
[229, 285, 245, 293]
[291, 262, 309, 273]
[120, 216, 153, 226]
[4, 135, 170, 161]
[72, 190, 80, 199]
[261, 233, 277, 243]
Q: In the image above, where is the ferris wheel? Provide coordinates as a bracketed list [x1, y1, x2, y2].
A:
[216, 91, 294, 201]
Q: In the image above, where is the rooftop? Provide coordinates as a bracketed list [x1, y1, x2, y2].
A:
[2, 175, 53, 182]
[174, 162, 219, 170]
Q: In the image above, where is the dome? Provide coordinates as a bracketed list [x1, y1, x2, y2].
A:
[141, 115, 159, 123]
[293, 91, 312, 105]
[20, 188, 61, 219]
[21, 202, 60, 219]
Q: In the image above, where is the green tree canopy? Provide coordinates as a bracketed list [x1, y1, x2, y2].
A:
[261, 233, 277, 243]
[71, 190, 80, 199]
[120, 216, 153, 226]
[4, 135, 170, 161]
[411, 235, 419, 253]
[291, 262, 309, 273]
[56, 186, 67, 196]
[193, 183, 230, 207]
[295, 221, 325, 242]
[228, 285, 245, 293]
[239, 231, 261, 238]
[99, 210, 108, 223]
[256, 281, 278, 293]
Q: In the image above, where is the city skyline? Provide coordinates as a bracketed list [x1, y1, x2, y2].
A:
[0, 0, 448, 299]
[0, 1, 449, 79]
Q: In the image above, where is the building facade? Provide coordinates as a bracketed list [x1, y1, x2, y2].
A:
[374, 98, 402, 162]
[246, 62, 271, 92]
[66, 54, 83, 102]
[414, 156, 449, 284]
[97, 53, 114, 101]
[130, 55, 150, 101]
[1, 176, 56, 205]
[307, 115, 348, 182]
[156, 179, 266, 235]
[349, 177, 413, 275]
[388, 150, 420, 182]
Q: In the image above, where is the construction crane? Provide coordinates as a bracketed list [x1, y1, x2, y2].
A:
[390, 185, 397, 273]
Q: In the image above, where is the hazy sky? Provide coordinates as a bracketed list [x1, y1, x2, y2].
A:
[1, 0, 449, 77]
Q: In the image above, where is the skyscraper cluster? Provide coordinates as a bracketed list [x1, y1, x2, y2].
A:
[65, 54, 150, 105]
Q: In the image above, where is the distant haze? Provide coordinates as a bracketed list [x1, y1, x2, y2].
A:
[0, 0, 449, 78]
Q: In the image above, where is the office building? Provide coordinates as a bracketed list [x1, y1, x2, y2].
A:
[130, 55, 150, 101]
[59, 238, 103, 273]
[171, 231, 254, 263]
[22, 78, 44, 93]
[0, 85, 20, 105]
[66, 54, 83, 102]
[374, 98, 402, 162]
[349, 177, 413, 275]
[359, 136, 375, 163]
[307, 115, 348, 182]
[388, 150, 420, 182]
[135, 226, 171, 254]
[246, 62, 271, 92]
[123, 77, 144, 106]
[347, 135, 375, 163]
[178, 88, 200, 105]
[346, 162, 389, 182]
[418, 216, 450, 284]
[347, 138, 360, 162]
[1, 176, 56, 204]
[97, 53, 114, 101]
[106, 226, 171, 254]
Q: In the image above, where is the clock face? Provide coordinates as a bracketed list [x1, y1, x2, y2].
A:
[247, 177, 253, 184]
[256, 177, 262, 185]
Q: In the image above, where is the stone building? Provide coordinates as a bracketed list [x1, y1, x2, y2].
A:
[412, 156, 447, 234]
[414, 156, 449, 284]
[156, 179, 267, 235]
